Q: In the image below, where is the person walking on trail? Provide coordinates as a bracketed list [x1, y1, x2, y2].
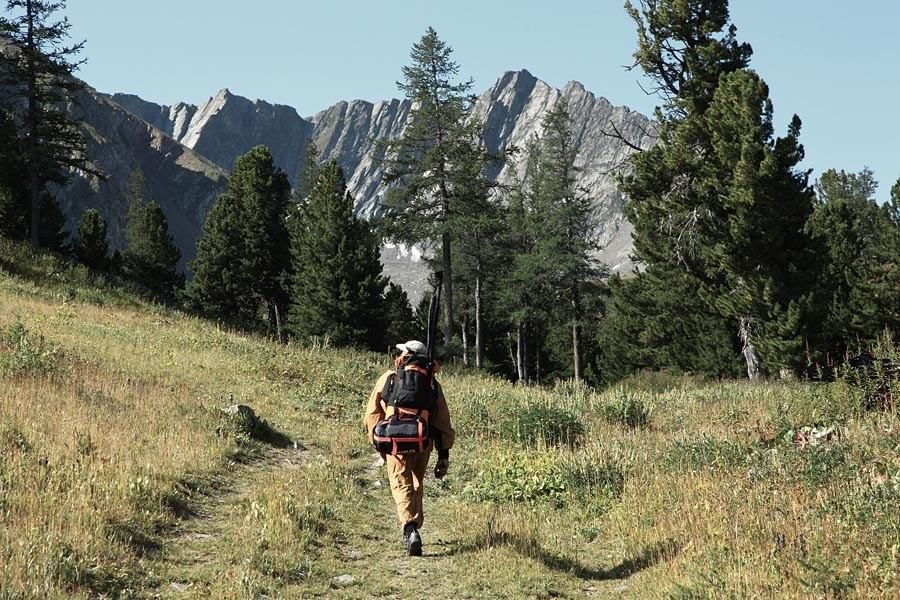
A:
[363, 339, 455, 556]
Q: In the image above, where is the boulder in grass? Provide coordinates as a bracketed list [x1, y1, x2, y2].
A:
[331, 574, 355, 587]
[221, 404, 260, 437]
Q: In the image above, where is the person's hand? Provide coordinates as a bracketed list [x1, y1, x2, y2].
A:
[434, 457, 449, 479]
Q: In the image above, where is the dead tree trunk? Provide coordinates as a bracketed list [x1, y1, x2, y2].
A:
[475, 272, 484, 369]
[461, 313, 470, 367]
[739, 316, 762, 380]
[571, 288, 583, 383]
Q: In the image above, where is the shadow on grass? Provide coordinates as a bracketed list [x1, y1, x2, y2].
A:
[251, 418, 294, 449]
[443, 533, 679, 581]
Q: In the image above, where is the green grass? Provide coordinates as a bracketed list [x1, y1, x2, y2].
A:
[0, 239, 898, 598]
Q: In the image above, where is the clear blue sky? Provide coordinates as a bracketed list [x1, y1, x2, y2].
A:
[61, 0, 898, 202]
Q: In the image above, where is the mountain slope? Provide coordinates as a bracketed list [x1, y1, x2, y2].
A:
[63, 88, 227, 267]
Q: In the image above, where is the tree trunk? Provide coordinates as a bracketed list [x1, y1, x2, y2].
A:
[571, 288, 583, 383]
[441, 230, 453, 349]
[739, 316, 762, 380]
[515, 322, 525, 383]
[520, 322, 530, 383]
[461, 313, 470, 367]
[534, 328, 541, 385]
[26, 0, 39, 248]
[475, 272, 484, 369]
[273, 302, 285, 344]
[507, 331, 516, 376]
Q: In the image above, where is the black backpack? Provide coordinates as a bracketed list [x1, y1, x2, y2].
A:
[373, 355, 437, 455]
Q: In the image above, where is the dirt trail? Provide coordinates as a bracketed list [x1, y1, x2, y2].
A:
[147, 445, 311, 598]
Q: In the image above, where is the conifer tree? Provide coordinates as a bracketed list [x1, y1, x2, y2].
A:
[621, 0, 814, 378]
[449, 124, 505, 368]
[531, 100, 603, 381]
[0, 110, 25, 238]
[293, 142, 320, 203]
[122, 171, 184, 300]
[382, 281, 419, 348]
[806, 169, 900, 359]
[289, 160, 386, 349]
[187, 146, 291, 336]
[0, 0, 96, 248]
[380, 27, 480, 351]
[122, 171, 183, 300]
[73, 208, 108, 269]
[498, 137, 553, 383]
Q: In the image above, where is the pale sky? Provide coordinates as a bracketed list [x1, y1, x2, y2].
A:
[59, 0, 900, 202]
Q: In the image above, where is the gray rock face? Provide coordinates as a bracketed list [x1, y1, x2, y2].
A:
[61, 88, 226, 268]
[473, 70, 656, 272]
[112, 89, 312, 182]
[61, 70, 654, 290]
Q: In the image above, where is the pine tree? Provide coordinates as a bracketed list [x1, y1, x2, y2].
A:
[288, 160, 386, 349]
[293, 142, 320, 203]
[0, 110, 26, 237]
[621, 0, 814, 378]
[0, 0, 96, 248]
[382, 281, 419, 350]
[73, 208, 108, 269]
[806, 169, 900, 359]
[498, 137, 553, 383]
[380, 27, 480, 352]
[122, 171, 183, 301]
[187, 146, 291, 336]
[531, 101, 603, 381]
[449, 123, 505, 368]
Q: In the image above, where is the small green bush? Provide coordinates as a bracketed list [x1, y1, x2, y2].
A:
[467, 450, 625, 506]
[600, 393, 652, 429]
[500, 403, 584, 447]
[664, 436, 749, 472]
[0, 321, 63, 377]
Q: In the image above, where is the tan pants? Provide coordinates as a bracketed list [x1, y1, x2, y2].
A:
[386, 448, 431, 528]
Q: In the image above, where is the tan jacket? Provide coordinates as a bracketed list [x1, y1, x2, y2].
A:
[363, 369, 456, 453]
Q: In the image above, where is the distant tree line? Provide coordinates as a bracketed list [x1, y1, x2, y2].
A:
[0, 1, 896, 384]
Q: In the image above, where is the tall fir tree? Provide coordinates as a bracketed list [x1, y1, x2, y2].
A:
[73, 208, 108, 269]
[122, 171, 183, 301]
[498, 137, 554, 383]
[382, 281, 419, 350]
[288, 160, 387, 349]
[380, 27, 481, 352]
[449, 123, 505, 368]
[0, 0, 96, 247]
[186, 146, 291, 337]
[530, 100, 603, 382]
[620, 0, 814, 378]
[0, 110, 25, 238]
[806, 169, 900, 360]
[293, 142, 320, 203]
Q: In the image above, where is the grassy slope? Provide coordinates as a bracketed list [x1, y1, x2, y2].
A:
[0, 240, 898, 599]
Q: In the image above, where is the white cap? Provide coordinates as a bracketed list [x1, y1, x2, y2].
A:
[395, 340, 427, 355]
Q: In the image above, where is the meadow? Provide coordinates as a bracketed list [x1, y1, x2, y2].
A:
[0, 239, 897, 598]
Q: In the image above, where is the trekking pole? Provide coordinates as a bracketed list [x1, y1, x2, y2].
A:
[426, 271, 443, 360]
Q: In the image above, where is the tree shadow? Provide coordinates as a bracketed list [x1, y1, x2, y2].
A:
[445, 532, 679, 581]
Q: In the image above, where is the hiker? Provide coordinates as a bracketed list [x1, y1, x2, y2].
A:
[363, 339, 455, 556]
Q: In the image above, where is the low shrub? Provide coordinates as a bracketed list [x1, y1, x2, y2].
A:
[467, 450, 625, 506]
[600, 392, 652, 429]
[0, 320, 64, 377]
[664, 436, 749, 472]
[500, 403, 584, 448]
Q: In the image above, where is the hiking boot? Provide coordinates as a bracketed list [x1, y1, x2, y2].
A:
[402, 522, 422, 556]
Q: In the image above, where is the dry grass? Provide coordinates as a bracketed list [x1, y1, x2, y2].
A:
[0, 241, 898, 598]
